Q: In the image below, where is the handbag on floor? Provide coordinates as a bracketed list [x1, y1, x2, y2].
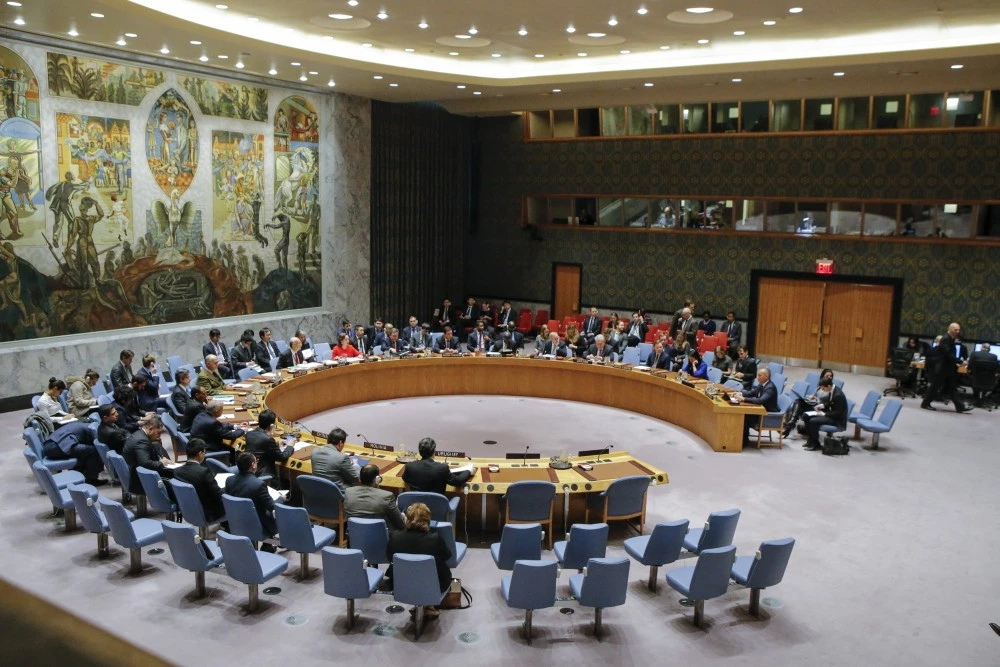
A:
[822, 435, 850, 456]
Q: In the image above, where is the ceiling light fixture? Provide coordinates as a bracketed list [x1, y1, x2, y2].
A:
[473, 91, 482, 95]
[389, 83, 398, 87]
[247, 17, 259, 22]
[217, 54, 228, 59]
[125, 32, 138, 37]
[644, 82, 654, 87]
[788, 7, 803, 13]
[659, 45, 671, 50]
[763, 20, 776, 25]
[199, 55, 209, 62]
[268, 67, 277, 75]
[419, 20, 428, 29]
[291, 61, 301, 66]
[457, 85, 466, 89]
[235, 62, 245, 69]
[7, 1, 23, 6]
[116, 38, 127, 46]
[215, 4, 228, 8]
[13, 17, 24, 25]
[587, 32, 606, 37]
[566, 25, 576, 33]
[308, 70, 318, 75]
[299, 74, 308, 81]
[448, 51, 459, 55]
[608, 16, 618, 26]
[578, 52, 588, 57]
[637, 6, 648, 15]
[328, 79, 336, 87]
[552, 88, 561, 93]
[732, 78, 742, 82]
[491, 53, 501, 58]
[362, 43, 372, 47]
[468, 26, 478, 34]
[620, 49, 631, 54]
[90, 12, 104, 18]
[329, 13, 353, 20]
[833, 71, 845, 76]
[733, 30, 746, 35]
[686, 7, 714, 13]
[376, 10, 388, 20]
[160, 46, 170, 54]
[67, 28, 79, 36]
[950, 64, 964, 69]
[348, 0, 358, 5]
[404, 48, 414, 52]
[697, 39, 710, 44]
[455, 34, 472, 39]
[534, 53, 544, 58]
[190, 40, 202, 45]
[373, 75, 383, 79]
[518, 27, 528, 36]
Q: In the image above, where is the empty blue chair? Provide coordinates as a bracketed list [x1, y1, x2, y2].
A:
[107, 451, 146, 515]
[502, 481, 556, 549]
[707, 367, 723, 384]
[501, 559, 558, 644]
[731, 538, 796, 616]
[161, 520, 224, 598]
[724, 379, 744, 392]
[666, 545, 738, 627]
[92, 441, 117, 485]
[136, 467, 179, 520]
[298, 474, 346, 546]
[434, 521, 467, 569]
[638, 342, 653, 359]
[275, 340, 289, 354]
[585, 475, 650, 534]
[275, 504, 336, 580]
[554, 523, 608, 572]
[856, 398, 903, 449]
[621, 347, 641, 365]
[238, 367, 260, 382]
[491, 523, 543, 570]
[767, 362, 785, 378]
[31, 394, 41, 411]
[160, 412, 188, 456]
[31, 461, 77, 532]
[323, 547, 384, 630]
[623, 519, 689, 591]
[23, 427, 77, 473]
[569, 557, 631, 639]
[313, 342, 333, 362]
[819, 399, 855, 438]
[99, 496, 165, 574]
[23, 448, 84, 489]
[97, 394, 113, 407]
[789, 380, 809, 400]
[347, 517, 389, 566]
[770, 372, 787, 395]
[683, 508, 740, 555]
[91, 381, 109, 400]
[216, 530, 289, 612]
[703, 350, 716, 367]
[166, 355, 185, 381]
[222, 494, 268, 546]
[849, 390, 881, 439]
[392, 554, 447, 639]
[751, 393, 793, 448]
[833, 378, 845, 391]
[58, 390, 71, 413]
[204, 457, 236, 475]
[397, 491, 460, 524]
[170, 478, 225, 539]
[68, 483, 111, 556]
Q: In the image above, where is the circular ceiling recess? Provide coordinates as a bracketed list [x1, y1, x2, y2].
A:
[666, 9, 734, 24]
[309, 15, 372, 30]
[436, 36, 492, 48]
[568, 34, 627, 46]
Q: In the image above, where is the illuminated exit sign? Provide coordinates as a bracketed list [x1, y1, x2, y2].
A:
[816, 258, 835, 275]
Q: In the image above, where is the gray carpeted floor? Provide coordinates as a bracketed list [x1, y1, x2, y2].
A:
[2, 365, 998, 666]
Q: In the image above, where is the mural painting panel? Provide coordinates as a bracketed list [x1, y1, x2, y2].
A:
[180, 75, 267, 121]
[46, 52, 164, 106]
[0, 45, 43, 244]
[146, 88, 198, 198]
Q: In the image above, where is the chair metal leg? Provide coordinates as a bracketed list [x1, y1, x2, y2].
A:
[346, 599, 356, 630]
[414, 605, 425, 639]
[852, 424, 861, 440]
[298, 552, 309, 580]
[129, 547, 142, 574]
[749, 588, 761, 617]
[247, 583, 259, 612]
[63, 508, 77, 532]
[97, 532, 109, 556]
[194, 571, 206, 598]
[647, 565, 659, 592]
[198, 525, 208, 540]
[136, 495, 147, 517]
[523, 609, 533, 644]
[594, 608, 604, 640]
[693, 599, 704, 627]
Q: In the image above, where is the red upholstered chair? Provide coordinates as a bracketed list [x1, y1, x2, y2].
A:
[658, 320, 672, 330]
[715, 332, 729, 348]
[534, 309, 549, 330]
[644, 326, 659, 343]
[515, 311, 533, 335]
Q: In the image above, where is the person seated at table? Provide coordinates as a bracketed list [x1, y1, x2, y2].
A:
[605, 312, 621, 335]
[123, 414, 173, 489]
[66, 369, 101, 419]
[197, 354, 227, 395]
[190, 401, 244, 459]
[402, 437, 473, 494]
[501, 321, 525, 351]
[345, 464, 405, 531]
[111, 385, 144, 433]
[564, 324, 585, 358]
[712, 345, 734, 375]
[179, 385, 209, 432]
[42, 421, 104, 486]
[697, 311, 717, 336]
[170, 368, 197, 416]
[369, 319, 387, 347]
[534, 331, 568, 358]
[727, 345, 758, 390]
[229, 333, 259, 377]
[408, 322, 432, 352]
[310, 427, 359, 492]
[172, 438, 225, 523]
[277, 337, 305, 369]
[243, 409, 295, 480]
[332, 332, 362, 359]
[433, 326, 463, 355]
[402, 315, 422, 344]
[905, 336, 930, 357]
[203, 328, 233, 379]
[606, 319, 629, 357]
[36, 377, 68, 418]
[225, 453, 279, 541]
[295, 329, 312, 353]
[687, 350, 709, 379]
[386, 503, 453, 614]
[587, 334, 615, 363]
[668, 337, 691, 370]
[466, 320, 491, 353]
[491, 331, 518, 355]
[383, 329, 408, 356]
[645, 340, 669, 369]
[735, 368, 779, 445]
[783, 368, 835, 436]
[801, 376, 849, 451]
[534, 324, 551, 351]
[97, 404, 130, 454]
[625, 312, 648, 347]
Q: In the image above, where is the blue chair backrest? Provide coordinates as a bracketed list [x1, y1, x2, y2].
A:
[707, 367, 723, 384]
[804, 371, 820, 396]
[688, 545, 738, 600]
[397, 491, 453, 522]
[91, 382, 109, 399]
[495, 523, 542, 569]
[216, 531, 264, 584]
[170, 479, 209, 527]
[162, 520, 218, 571]
[161, 411, 180, 435]
[643, 520, 689, 563]
[275, 340, 289, 354]
[58, 390, 71, 413]
[97, 394, 113, 407]
[767, 362, 785, 378]
[841, 399, 856, 427]
[313, 342, 332, 362]
[562, 523, 609, 570]
[622, 347, 641, 365]
[23, 427, 43, 458]
[31, 462, 68, 508]
[505, 481, 556, 522]
[771, 372, 787, 394]
[298, 475, 344, 521]
[68, 484, 107, 534]
[238, 367, 259, 382]
[744, 538, 795, 589]
[222, 494, 267, 542]
[347, 517, 389, 565]
[604, 475, 650, 517]
[577, 557, 630, 609]
[506, 560, 558, 610]
[167, 355, 184, 378]
[137, 467, 175, 514]
[724, 379, 744, 392]
[107, 451, 140, 495]
[322, 547, 373, 599]
[833, 378, 845, 391]
[703, 350, 716, 367]
[275, 504, 319, 553]
[392, 554, 442, 606]
[790, 380, 809, 399]
[371, 345, 383, 357]
[433, 522, 465, 568]
[31, 395, 41, 411]
[98, 496, 139, 548]
[878, 398, 903, 428]
[855, 390, 881, 420]
[638, 342, 653, 359]
[776, 393, 793, 414]
[204, 458, 233, 475]
[697, 508, 741, 552]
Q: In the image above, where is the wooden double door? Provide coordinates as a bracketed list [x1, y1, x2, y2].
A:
[755, 277, 895, 373]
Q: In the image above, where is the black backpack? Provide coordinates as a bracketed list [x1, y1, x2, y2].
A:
[822, 435, 850, 456]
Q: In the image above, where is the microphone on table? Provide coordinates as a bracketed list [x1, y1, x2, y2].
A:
[522, 445, 530, 467]
[600, 444, 614, 462]
[357, 433, 375, 454]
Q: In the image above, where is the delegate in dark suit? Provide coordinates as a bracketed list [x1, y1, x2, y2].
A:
[230, 343, 256, 375]
[581, 314, 603, 342]
[98, 419, 130, 454]
[721, 319, 742, 352]
[732, 356, 758, 390]
[243, 428, 293, 479]
[310, 445, 359, 492]
[803, 386, 849, 448]
[122, 428, 172, 491]
[432, 335, 462, 354]
[740, 378, 779, 443]
[225, 471, 277, 537]
[179, 402, 206, 432]
[254, 340, 281, 369]
[538, 338, 568, 357]
[625, 320, 648, 347]
[112, 399, 142, 432]
[402, 458, 472, 495]
[968, 349, 999, 402]
[645, 348, 670, 369]
[344, 486, 405, 531]
[922, 330, 968, 412]
[170, 384, 196, 416]
[386, 527, 452, 593]
[203, 341, 233, 379]
[606, 330, 628, 356]
[42, 422, 102, 481]
[587, 342, 615, 361]
[109, 361, 133, 390]
[277, 347, 304, 369]
[172, 460, 224, 522]
[495, 307, 516, 329]
[134, 366, 162, 412]
[190, 411, 244, 453]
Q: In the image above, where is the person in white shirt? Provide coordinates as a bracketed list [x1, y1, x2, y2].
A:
[37, 377, 68, 417]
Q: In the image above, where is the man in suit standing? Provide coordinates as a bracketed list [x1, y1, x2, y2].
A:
[110, 349, 135, 390]
[229, 334, 259, 377]
[606, 320, 628, 357]
[134, 354, 165, 412]
[172, 438, 224, 522]
[179, 385, 209, 432]
[203, 328, 233, 379]
[225, 453, 278, 538]
[122, 414, 172, 492]
[432, 326, 462, 355]
[242, 410, 294, 480]
[196, 355, 227, 395]
[433, 299, 453, 332]
[587, 334, 615, 363]
[345, 464, 405, 530]
[675, 308, 698, 346]
[736, 368, 779, 445]
[802, 377, 849, 451]
[671, 299, 696, 339]
[645, 340, 670, 369]
[921, 322, 970, 413]
[190, 401, 244, 458]
[626, 312, 648, 348]
[581, 307, 603, 346]
[310, 427, 359, 492]
[254, 327, 281, 369]
[277, 337, 305, 369]
[534, 331, 568, 358]
[402, 437, 473, 494]
[721, 311, 742, 358]
[466, 320, 491, 353]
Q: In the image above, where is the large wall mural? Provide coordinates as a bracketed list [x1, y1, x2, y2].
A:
[0, 40, 325, 343]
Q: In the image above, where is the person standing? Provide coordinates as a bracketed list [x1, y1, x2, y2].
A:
[922, 322, 970, 413]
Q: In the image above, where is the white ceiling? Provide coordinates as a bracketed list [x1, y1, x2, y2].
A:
[3, 0, 1000, 114]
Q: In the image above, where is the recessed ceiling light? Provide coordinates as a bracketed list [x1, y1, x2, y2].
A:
[473, 91, 482, 95]
[90, 12, 104, 18]
[199, 55, 209, 62]
[404, 48, 414, 52]
[637, 6, 648, 15]
[116, 38, 127, 46]
[308, 70, 318, 75]
[644, 82, 654, 87]
[733, 30, 746, 36]
[620, 49, 631, 54]
[190, 40, 202, 45]
[659, 45, 671, 50]
[457, 85, 466, 89]
[449, 51, 459, 56]
[215, 4, 228, 8]
[950, 64, 964, 69]
[455, 34, 472, 39]
[268, 67, 277, 75]
[419, 20, 428, 29]
[247, 17, 259, 22]
[67, 28, 79, 36]
[534, 54, 544, 58]
[468, 26, 478, 35]
[322, 35, 333, 40]
[587, 32, 606, 37]
[7, 1, 23, 6]
[697, 39, 710, 44]
[348, 0, 358, 5]
[389, 83, 398, 87]
[291, 61, 301, 66]
[235, 62, 245, 69]
[833, 71, 845, 76]
[377, 10, 388, 20]
[552, 88, 561, 93]
[299, 74, 308, 81]
[491, 53, 501, 58]
[577, 52, 588, 57]
[160, 46, 170, 54]
[329, 13, 353, 20]
[608, 16, 618, 26]
[125, 32, 138, 37]
[788, 7, 804, 13]
[566, 25, 576, 33]
[328, 79, 336, 87]
[732, 78, 742, 82]
[217, 54, 228, 59]
[362, 43, 372, 47]
[518, 27, 528, 36]
[763, 20, 777, 25]
[686, 7, 714, 13]
[373, 75, 383, 79]
[13, 17, 24, 25]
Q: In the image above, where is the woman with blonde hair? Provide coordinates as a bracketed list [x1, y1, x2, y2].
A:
[386, 502, 452, 619]
[564, 324, 584, 357]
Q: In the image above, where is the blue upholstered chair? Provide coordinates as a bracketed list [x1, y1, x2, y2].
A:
[275, 340, 289, 354]
[313, 342, 333, 362]
[23, 427, 77, 473]
[623, 519, 690, 591]
[107, 451, 146, 515]
[585, 475, 650, 534]
[31, 461, 78, 532]
[569, 557, 631, 639]
[275, 504, 336, 580]
[849, 390, 881, 439]
[621, 347, 641, 365]
[433, 521, 467, 568]
[703, 350, 716, 367]
[833, 378, 845, 391]
[58, 390, 71, 413]
[554, 523, 608, 572]
[666, 545, 738, 627]
[638, 342, 653, 359]
[298, 474, 346, 546]
[683, 508, 740, 555]
[491, 523, 543, 570]
[392, 554, 448, 639]
[856, 398, 903, 449]
[397, 491, 460, 524]
[804, 371, 821, 396]
[136, 467, 179, 520]
[731, 538, 796, 616]
[170, 478, 225, 539]
[31, 394, 40, 411]
[159, 412, 188, 456]
[819, 398, 855, 439]
[91, 381, 109, 400]
[322, 547, 384, 631]
[166, 355, 185, 382]
[204, 457, 236, 475]
[99, 496, 165, 574]
[751, 393, 793, 448]
[92, 441, 117, 485]
[97, 394, 113, 407]
[68, 483, 111, 557]
[724, 379, 744, 392]
[222, 494, 268, 546]
[346, 517, 389, 567]
[767, 362, 785, 378]
[502, 480, 556, 549]
[707, 367, 723, 384]
[216, 530, 289, 612]
[161, 520, 224, 598]
[23, 448, 84, 489]
[238, 367, 260, 382]
[501, 559, 558, 644]
[789, 380, 810, 400]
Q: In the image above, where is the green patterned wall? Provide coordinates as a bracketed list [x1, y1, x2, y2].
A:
[466, 116, 1000, 339]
